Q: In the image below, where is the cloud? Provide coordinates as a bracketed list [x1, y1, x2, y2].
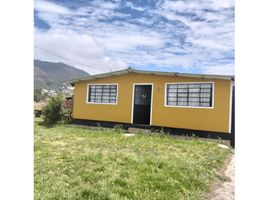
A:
[161, 0, 234, 12]
[35, 0, 72, 14]
[34, 28, 128, 74]
[96, 31, 166, 51]
[34, 0, 234, 75]
[155, 0, 234, 70]
[125, 2, 146, 11]
[202, 64, 234, 75]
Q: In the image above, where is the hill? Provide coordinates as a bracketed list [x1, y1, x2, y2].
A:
[34, 60, 89, 90]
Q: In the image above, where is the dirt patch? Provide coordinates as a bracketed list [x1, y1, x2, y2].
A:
[207, 154, 235, 200]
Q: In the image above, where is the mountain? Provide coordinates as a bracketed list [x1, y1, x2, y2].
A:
[34, 60, 89, 90]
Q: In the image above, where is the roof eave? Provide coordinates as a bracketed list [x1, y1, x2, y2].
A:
[132, 69, 234, 80]
[64, 68, 131, 85]
[64, 68, 234, 85]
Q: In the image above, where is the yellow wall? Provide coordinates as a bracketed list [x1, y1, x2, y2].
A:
[73, 73, 232, 133]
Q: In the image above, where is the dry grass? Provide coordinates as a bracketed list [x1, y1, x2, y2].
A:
[34, 102, 47, 111]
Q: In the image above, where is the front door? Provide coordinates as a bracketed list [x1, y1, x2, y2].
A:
[133, 85, 152, 125]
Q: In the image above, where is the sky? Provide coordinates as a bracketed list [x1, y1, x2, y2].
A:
[34, 0, 234, 75]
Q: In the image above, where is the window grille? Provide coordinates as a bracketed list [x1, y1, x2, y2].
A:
[166, 83, 213, 107]
[88, 84, 117, 104]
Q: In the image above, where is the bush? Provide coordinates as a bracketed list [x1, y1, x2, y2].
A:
[42, 96, 64, 125]
[61, 107, 72, 124]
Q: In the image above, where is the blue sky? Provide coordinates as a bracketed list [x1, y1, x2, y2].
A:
[34, 0, 234, 75]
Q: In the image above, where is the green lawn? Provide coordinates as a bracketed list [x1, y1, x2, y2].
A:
[34, 119, 231, 200]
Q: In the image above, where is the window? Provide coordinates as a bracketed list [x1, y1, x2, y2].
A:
[166, 83, 213, 108]
[87, 84, 117, 104]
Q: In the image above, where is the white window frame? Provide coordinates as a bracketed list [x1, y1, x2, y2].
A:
[86, 83, 119, 105]
[164, 82, 215, 109]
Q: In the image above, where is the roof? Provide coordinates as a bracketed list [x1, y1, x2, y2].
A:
[64, 68, 235, 85]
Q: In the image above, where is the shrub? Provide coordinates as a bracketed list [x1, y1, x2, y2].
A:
[42, 96, 63, 125]
[61, 107, 72, 124]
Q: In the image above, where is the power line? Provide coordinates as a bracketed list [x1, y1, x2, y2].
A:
[34, 45, 96, 69]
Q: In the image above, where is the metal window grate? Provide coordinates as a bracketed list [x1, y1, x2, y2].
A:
[134, 86, 151, 105]
[166, 83, 213, 107]
[88, 84, 117, 103]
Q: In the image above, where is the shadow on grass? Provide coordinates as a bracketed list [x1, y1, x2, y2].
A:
[35, 117, 73, 129]
[35, 117, 55, 128]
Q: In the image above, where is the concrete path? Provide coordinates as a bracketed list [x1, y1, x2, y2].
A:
[208, 154, 235, 200]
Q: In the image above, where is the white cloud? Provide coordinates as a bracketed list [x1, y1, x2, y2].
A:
[34, 0, 234, 75]
[96, 32, 165, 52]
[34, 28, 128, 74]
[161, 0, 234, 12]
[91, 0, 121, 10]
[155, 0, 234, 69]
[202, 64, 234, 75]
[211, 0, 234, 9]
[150, 55, 193, 68]
[125, 2, 146, 11]
[35, 0, 72, 14]
[190, 38, 230, 51]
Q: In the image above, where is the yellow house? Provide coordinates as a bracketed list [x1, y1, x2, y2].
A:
[66, 68, 234, 137]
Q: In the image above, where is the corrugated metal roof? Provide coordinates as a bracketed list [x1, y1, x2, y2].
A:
[64, 68, 235, 85]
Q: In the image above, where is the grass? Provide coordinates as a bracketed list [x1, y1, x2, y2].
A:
[34, 118, 231, 200]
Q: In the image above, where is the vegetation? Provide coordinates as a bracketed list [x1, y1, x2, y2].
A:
[35, 119, 231, 200]
[42, 96, 64, 124]
[41, 96, 73, 125]
[113, 124, 125, 133]
[61, 107, 72, 123]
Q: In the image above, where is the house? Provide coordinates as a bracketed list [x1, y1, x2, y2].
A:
[66, 68, 234, 138]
